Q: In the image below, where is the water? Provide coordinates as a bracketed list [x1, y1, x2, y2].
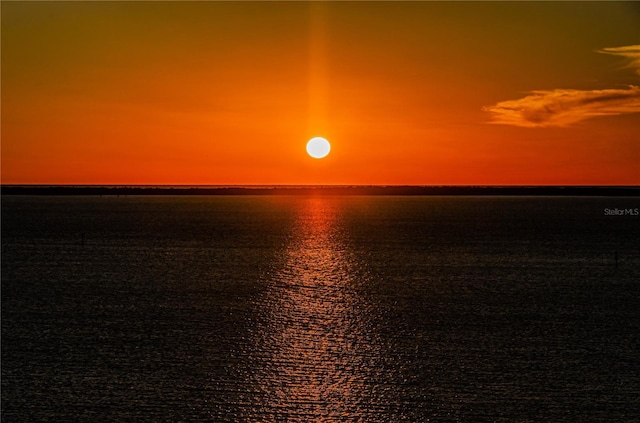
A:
[2, 195, 639, 421]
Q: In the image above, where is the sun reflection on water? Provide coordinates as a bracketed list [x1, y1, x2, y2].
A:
[247, 197, 399, 421]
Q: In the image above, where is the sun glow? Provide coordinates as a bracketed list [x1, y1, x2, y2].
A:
[306, 137, 331, 159]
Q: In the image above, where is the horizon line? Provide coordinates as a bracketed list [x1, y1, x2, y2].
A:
[2, 184, 639, 188]
[2, 184, 639, 197]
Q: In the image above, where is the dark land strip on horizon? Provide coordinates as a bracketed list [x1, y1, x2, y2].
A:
[1, 185, 639, 196]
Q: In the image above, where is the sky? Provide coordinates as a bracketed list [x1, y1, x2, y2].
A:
[2, 1, 639, 185]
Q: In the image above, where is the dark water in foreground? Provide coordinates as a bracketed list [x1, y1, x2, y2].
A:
[2, 195, 640, 422]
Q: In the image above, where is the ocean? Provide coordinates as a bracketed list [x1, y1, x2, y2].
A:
[2, 195, 639, 421]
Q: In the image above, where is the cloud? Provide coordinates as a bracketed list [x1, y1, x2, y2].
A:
[482, 86, 640, 127]
[598, 45, 640, 75]
[483, 45, 640, 127]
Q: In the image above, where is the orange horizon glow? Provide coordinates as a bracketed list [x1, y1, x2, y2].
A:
[2, 2, 639, 186]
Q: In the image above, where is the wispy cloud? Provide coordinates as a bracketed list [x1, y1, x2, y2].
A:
[483, 86, 640, 128]
[483, 45, 640, 127]
[598, 45, 640, 76]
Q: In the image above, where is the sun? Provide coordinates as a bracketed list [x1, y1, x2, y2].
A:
[306, 137, 331, 159]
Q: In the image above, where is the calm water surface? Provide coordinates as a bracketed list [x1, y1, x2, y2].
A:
[2, 195, 640, 421]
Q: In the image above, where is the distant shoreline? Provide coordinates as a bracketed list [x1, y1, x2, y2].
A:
[2, 185, 639, 196]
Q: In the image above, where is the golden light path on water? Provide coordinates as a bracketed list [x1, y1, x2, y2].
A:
[247, 197, 404, 421]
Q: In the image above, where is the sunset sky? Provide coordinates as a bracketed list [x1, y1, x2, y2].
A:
[2, 1, 639, 185]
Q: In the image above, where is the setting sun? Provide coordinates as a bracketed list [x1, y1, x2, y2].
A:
[306, 137, 331, 159]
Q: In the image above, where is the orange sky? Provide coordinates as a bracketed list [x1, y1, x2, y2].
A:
[2, 1, 639, 185]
